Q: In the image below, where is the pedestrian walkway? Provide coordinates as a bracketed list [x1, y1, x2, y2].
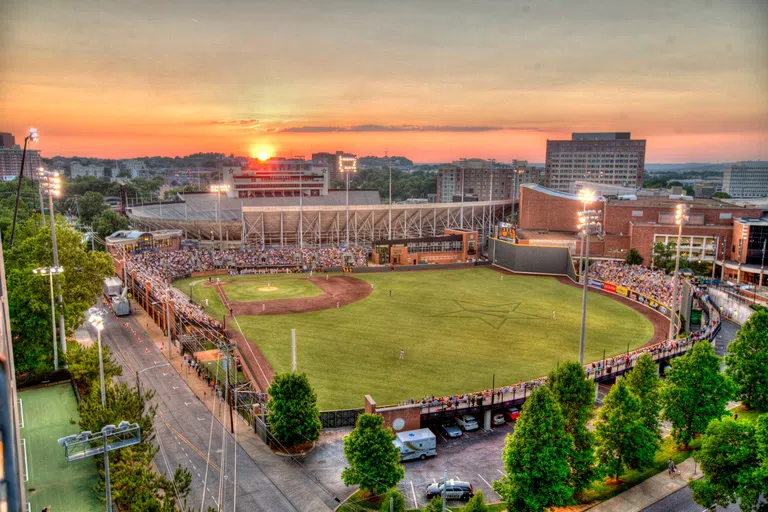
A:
[587, 458, 703, 512]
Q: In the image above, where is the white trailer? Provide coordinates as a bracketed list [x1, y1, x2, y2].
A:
[393, 428, 436, 462]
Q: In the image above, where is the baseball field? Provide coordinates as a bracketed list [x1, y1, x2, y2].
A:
[174, 267, 655, 410]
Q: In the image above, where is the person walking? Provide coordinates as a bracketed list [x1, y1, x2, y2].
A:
[552, 310, 556, 320]
[389, 289, 392, 297]
[399, 349, 405, 360]
[668, 458, 677, 475]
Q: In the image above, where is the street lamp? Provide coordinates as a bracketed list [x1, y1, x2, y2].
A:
[577, 207, 602, 365]
[210, 184, 229, 251]
[10, 128, 38, 249]
[668, 204, 690, 340]
[40, 170, 67, 358]
[58, 421, 141, 512]
[32, 266, 64, 371]
[88, 308, 108, 407]
[136, 362, 170, 401]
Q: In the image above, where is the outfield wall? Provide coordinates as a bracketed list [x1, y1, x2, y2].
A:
[490, 238, 578, 282]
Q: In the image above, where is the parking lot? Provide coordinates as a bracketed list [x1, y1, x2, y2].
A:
[302, 414, 516, 509]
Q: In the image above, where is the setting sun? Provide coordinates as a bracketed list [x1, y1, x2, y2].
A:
[251, 145, 274, 161]
[257, 151, 270, 161]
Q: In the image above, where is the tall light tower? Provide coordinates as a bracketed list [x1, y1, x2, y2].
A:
[339, 155, 357, 246]
[388, 151, 392, 241]
[668, 203, 690, 340]
[459, 158, 466, 228]
[40, 171, 67, 358]
[210, 184, 230, 251]
[36, 167, 47, 227]
[577, 203, 601, 364]
[487, 159, 496, 240]
[32, 266, 64, 370]
[10, 128, 38, 249]
[87, 308, 108, 407]
[577, 189, 596, 279]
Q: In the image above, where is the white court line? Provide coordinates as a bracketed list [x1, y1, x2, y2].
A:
[21, 438, 28, 482]
[410, 481, 418, 509]
[18, 398, 24, 429]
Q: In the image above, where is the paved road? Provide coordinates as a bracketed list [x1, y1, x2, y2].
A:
[93, 309, 334, 512]
[640, 318, 741, 512]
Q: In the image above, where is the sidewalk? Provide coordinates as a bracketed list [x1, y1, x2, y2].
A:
[586, 458, 703, 512]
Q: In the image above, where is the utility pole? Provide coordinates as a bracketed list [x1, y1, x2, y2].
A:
[442, 469, 448, 512]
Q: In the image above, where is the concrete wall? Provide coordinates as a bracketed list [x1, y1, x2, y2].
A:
[707, 288, 754, 325]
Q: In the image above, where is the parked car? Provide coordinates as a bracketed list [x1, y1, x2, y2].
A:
[492, 412, 506, 426]
[504, 407, 520, 422]
[426, 480, 474, 500]
[455, 415, 479, 431]
[438, 419, 462, 438]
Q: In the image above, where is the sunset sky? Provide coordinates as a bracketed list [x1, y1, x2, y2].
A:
[1, 0, 766, 163]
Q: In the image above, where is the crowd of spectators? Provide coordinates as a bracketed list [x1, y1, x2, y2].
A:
[589, 260, 682, 306]
[407, 263, 721, 413]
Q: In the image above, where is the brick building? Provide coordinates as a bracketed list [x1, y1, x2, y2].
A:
[518, 184, 765, 276]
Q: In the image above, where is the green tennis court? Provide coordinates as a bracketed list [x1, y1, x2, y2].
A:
[20, 383, 102, 511]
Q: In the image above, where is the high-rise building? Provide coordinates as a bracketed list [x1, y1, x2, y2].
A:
[436, 159, 535, 203]
[722, 161, 768, 198]
[545, 132, 646, 192]
[0, 133, 15, 148]
[311, 151, 356, 183]
[0, 131, 41, 181]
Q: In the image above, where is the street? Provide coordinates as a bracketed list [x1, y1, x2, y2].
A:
[93, 308, 335, 512]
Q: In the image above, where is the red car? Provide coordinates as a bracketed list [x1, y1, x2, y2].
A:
[504, 407, 520, 422]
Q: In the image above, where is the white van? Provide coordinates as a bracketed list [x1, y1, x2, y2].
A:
[393, 428, 437, 461]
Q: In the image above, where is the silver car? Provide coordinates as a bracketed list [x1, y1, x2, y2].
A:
[438, 420, 462, 438]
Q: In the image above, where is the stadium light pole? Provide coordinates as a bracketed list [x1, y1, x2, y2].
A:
[488, 159, 495, 242]
[32, 266, 64, 371]
[41, 170, 67, 358]
[577, 189, 596, 279]
[36, 167, 47, 227]
[10, 128, 38, 249]
[210, 184, 229, 251]
[668, 204, 690, 340]
[577, 207, 602, 365]
[339, 155, 356, 247]
[459, 158, 466, 228]
[388, 151, 392, 241]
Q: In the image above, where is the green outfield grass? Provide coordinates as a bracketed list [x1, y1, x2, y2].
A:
[20, 383, 103, 512]
[223, 268, 655, 410]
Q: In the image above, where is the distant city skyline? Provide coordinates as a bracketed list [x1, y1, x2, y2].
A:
[1, 0, 766, 162]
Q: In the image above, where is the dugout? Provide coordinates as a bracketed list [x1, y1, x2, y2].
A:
[371, 229, 479, 265]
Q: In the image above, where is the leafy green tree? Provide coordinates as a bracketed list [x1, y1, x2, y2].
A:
[64, 340, 123, 394]
[462, 489, 488, 512]
[712, 192, 731, 199]
[95, 209, 129, 239]
[379, 487, 406, 512]
[726, 310, 768, 411]
[548, 361, 596, 497]
[6, 219, 113, 373]
[423, 496, 444, 512]
[494, 387, 573, 512]
[661, 341, 735, 448]
[342, 413, 404, 497]
[625, 353, 662, 442]
[651, 241, 674, 269]
[689, 417, 759, 510]
[77, 191, 109, 225]
[595, 379, 657, 480]
[267, 372, 322, 448]
[624, 248, 644, 266]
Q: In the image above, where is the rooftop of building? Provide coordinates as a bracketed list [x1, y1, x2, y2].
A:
[734, 215, 768, 226]
[719, 197, 768, 209]
[605, 196, 754, 209]
[182, 189, 381, 209]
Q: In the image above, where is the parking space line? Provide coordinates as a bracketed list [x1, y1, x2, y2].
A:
[436, 431, 448, 443]
[497, 469, 507, 477]
[477, 474, 499, 497]
[410, 480, 418, 509]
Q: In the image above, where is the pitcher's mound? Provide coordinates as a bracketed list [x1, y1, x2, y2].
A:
[258, 286, 279, 292]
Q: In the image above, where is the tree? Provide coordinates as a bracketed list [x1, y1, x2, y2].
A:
[378, 487, 406, 512]
[712, 192, 732, 199]
[624, 248, 644, 266]
[494, 387, 573, 512]
[726, 310, 768, 412]
[462, 489, 488, 512]
[661, 341, 735, 448]
[5, 219, 114, 373]
[624, 352, 663, 442]
[548, 361, 596, 497]
[64, 340, 123, 395]
[595, 379, 657, 481]
[342, 413, 404, 497]
[423, 496, 444, 512]
[267, 372, 322, 448]
[95, 209, 129, 239]
[651, 241, 674, 269]
[77, 191, 109, 225]
[689, 417, 759, 510]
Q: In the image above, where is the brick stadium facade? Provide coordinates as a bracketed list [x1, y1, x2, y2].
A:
[518, 184, 767, 283]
